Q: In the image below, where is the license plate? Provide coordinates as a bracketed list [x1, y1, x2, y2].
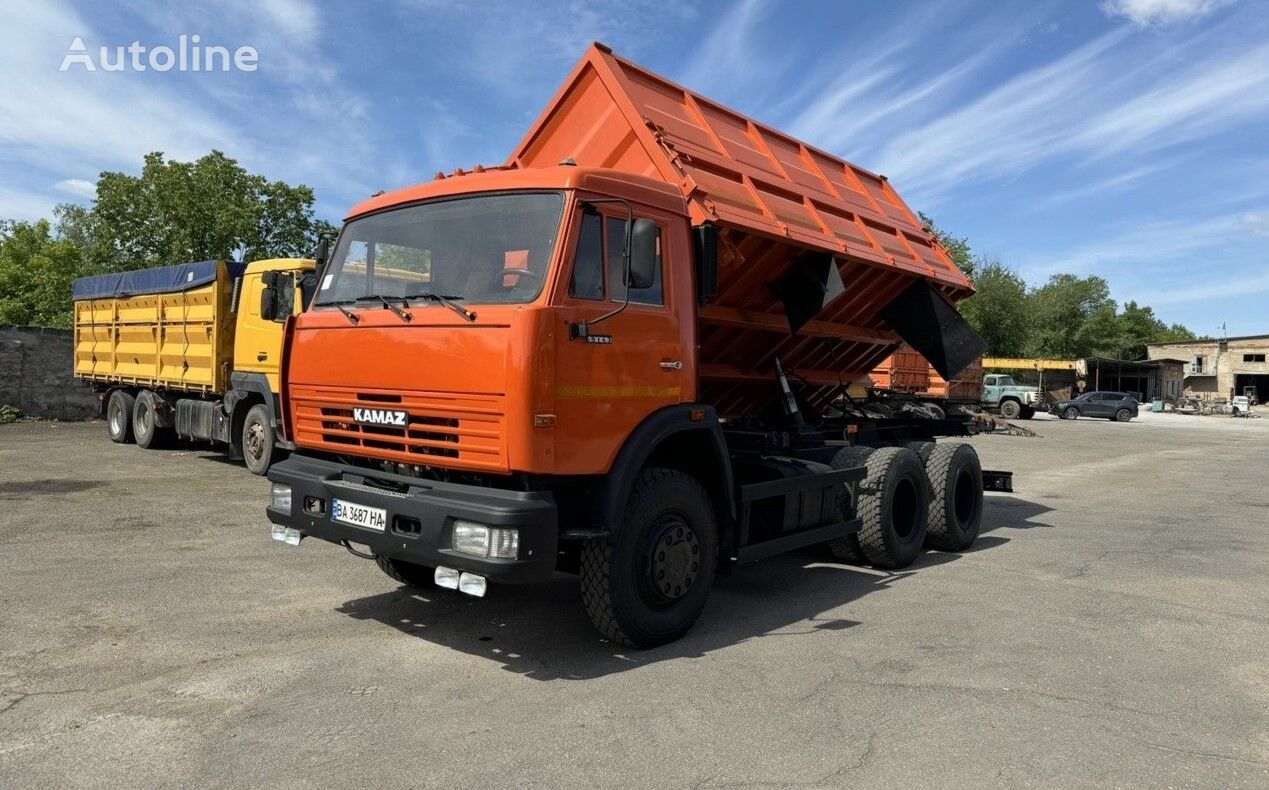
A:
[330, 498, 387, 532]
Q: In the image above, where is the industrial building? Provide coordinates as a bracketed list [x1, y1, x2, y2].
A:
[1147, 334, 1269, 403]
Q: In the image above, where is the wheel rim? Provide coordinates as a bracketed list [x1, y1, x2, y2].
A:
[1065, 408, 1077, 419]
[138, 400, 151, 434]
[109, 401, 123, 435]
[641, 514, 701, 606]
[245, 419, 266, 460]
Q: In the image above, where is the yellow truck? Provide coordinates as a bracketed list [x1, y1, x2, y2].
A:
[72, 257, 316, 474]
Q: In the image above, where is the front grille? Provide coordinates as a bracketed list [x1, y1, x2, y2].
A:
[291, 385, 506, 471]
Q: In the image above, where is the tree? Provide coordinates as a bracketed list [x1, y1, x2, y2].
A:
[958, 257, 1029, 356]
[1026, 273, 1115, 358]
[919, 211, 973, 276]
[0, 220, 89, 328]
[89, 150, 333, 270]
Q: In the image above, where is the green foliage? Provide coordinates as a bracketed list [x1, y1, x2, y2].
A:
[958, 257, 1029, 357]
[90, 150, 333, 269]
[0, 220, 89, 328]
[921, 212, 1196, 360]
[0, 404, 24, 424]
[919, 211, 973, 276]
[1, 150, 335, 328]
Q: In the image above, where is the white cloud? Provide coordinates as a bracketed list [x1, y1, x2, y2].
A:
[1101, 0, 1235, 27]
[1242, 211, 1269, 236]
[53, 178, 96, 199]
[1133, 267, 1269, 306]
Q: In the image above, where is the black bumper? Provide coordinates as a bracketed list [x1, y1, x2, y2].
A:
[266, 454, 558, 584]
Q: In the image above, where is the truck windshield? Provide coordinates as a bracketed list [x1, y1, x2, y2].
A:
[315, 192, 564, 307]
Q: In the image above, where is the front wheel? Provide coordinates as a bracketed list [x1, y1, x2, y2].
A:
[241, 404, 276, 476]
[580, 468, 717, 648]
[1115, 408, 1133, 422]
[1062, 407, 1079, 420]
[998, 400, 1021, 420]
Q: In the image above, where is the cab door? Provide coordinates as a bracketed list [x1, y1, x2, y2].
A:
[551, 204, 689, 475]
[233, 270, 289, 391]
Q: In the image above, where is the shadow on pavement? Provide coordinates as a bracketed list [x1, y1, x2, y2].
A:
[335, 495, 1047, 681]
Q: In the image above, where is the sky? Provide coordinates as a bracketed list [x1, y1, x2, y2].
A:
[2, 0, 1267, 335]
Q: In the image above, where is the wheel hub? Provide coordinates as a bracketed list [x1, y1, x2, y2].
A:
[245, 421, 265, 458]
[647, 517, 700, 602]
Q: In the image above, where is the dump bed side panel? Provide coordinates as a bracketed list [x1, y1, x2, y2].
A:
[871, 346, 931, 393]
[72, 261, 239, 395]
[510, 44, 976, 417]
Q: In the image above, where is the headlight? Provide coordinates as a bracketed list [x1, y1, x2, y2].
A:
[271, 483, 292, 510]
[452, 521, 519, 559]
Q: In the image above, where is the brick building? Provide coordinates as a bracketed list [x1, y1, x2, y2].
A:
[1147, 334, 1269, 403]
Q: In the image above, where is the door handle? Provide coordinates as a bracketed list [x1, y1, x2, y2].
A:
[257, 352, 268, 362]
[659, 360, 682, 370]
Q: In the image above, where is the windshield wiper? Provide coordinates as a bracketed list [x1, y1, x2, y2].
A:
[354, 294, 412, 322]
[404, 291, 477, 323]
[318, 299, 361, 325]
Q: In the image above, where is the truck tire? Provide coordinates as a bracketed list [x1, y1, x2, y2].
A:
[580, 468, 717, 648]
[107, 390, 135, 444]
[1019, 407, 1036, 420]
[999, 399, 1021, 420]
[827, 446, 875, 564]
[133, 390, 173, 449]
[923, 442, 983, 551]
[855, 447, 930, 569]
[901, 440, 935, 464]
[921, 402, 946, 420]
[242, 404, 276, 475]
[374, 555, 434, 587]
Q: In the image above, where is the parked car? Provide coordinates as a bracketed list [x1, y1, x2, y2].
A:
[1051, 391, 1139, 422]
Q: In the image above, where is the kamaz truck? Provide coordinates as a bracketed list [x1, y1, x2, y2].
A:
[73, 257, 316, 474]
[265, 44, 1009, 646]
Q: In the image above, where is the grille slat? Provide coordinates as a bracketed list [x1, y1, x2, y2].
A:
[290, 385, 507, 470]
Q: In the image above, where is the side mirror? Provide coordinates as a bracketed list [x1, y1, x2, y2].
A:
[261, 270, 280, 288]
[260, 284, 278, 321]
[314, 235, 331, 269]
[627, 218, 658, 290]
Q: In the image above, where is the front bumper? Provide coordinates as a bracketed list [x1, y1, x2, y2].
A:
[266, 454, 558, 583]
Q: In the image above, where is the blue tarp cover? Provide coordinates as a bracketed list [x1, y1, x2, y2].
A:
[72, 260, 247, 301]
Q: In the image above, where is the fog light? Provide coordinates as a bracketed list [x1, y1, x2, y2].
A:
[458, 572, 487, 597]
[271, 483, 292, 510]
[451, 520, 519, 559]
[435, 566, 460, 590]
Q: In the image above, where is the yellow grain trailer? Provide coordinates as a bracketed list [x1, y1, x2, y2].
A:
[73, 257, 315, 474]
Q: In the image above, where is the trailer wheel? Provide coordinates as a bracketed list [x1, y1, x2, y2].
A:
[923, 442, 983, 552]
[107, 390, 135, 444]
[242, 404, 276, 475]
[580, 468, 717, 648]
[133, 390, 173, 449]
[999, 399, 1021, 420]
[374, 555, 434, 587]
[855, 447, 930, 569]
[826, 446, 875, 564]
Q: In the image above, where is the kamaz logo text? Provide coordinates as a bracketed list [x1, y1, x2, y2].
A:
[352, 408, 407, 427]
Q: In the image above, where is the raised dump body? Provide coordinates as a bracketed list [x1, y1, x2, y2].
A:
[510, 43, 978, 416]
[73, 260, 244, 394]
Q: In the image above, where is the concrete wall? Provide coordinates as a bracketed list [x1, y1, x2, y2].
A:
[1149, 337, 1269, 400]
[0, 326, 98, 420]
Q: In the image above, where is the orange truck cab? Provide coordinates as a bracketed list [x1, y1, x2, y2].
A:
[265, 44, 1007, 647]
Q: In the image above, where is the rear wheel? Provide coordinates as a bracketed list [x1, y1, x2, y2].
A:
[827, 446, 875, 564]
[855, 447, 930, 569]
[374, 555, 435, 587]
[1062, 406, 1079, 420]
[999, 400, 1021, 420]
[924, 442, 983, 551]
[107, 390, 135, 444]
[241, 404, 276, 476]
[580, 468, 717, 648]
[1114, 408, 1132, 422]
[133, 390, 173, 449]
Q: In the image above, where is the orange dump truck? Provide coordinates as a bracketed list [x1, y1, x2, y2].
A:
[264, 44, 1004, 646]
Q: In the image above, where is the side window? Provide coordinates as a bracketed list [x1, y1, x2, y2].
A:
[606, 216, 663, 306]
[569, 211, 604, 300]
